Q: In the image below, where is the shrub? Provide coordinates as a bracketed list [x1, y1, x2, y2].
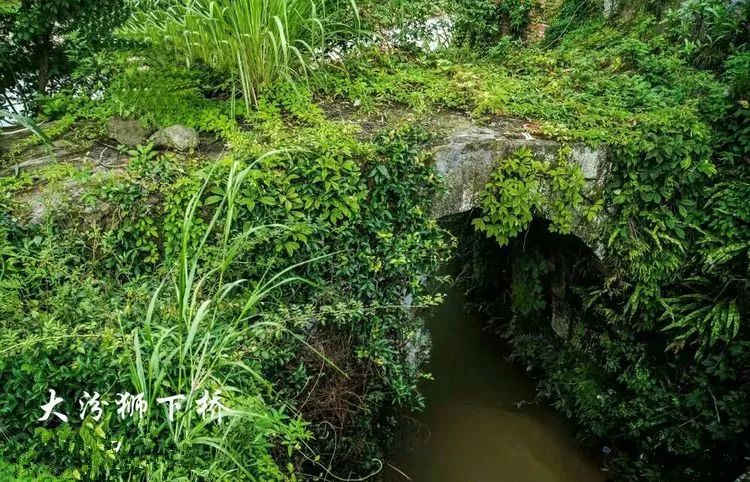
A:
[449, 0, 539, 46]
[472, 146, 601, 246]
[664, 0, 750, 70]
[0, 87, 450, 477]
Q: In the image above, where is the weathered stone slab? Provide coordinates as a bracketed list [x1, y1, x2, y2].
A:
[430, 124, 608, 219]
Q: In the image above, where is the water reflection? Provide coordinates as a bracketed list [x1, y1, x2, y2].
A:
[385, 278, 604, 482]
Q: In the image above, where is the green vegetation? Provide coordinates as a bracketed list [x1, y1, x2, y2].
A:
[120, 0, 354, 112]
[1, 0, 749, 480]
[0, 114, 448, 478]
[472, 146, 601, 246]
[312, 0, 748, 479]
[0, 0, 127, 105]
[449, 0, 538, 44]
[0, 7, 449, 471]
[447, 2, 748, 480]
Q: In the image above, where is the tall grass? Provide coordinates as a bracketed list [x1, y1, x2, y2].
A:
[121, 0, 357, 112]
[124, 154, 329, 477]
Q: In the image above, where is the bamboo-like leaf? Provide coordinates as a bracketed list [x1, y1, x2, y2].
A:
[0, 109, 54, 156]
[119, 0, 355, 111]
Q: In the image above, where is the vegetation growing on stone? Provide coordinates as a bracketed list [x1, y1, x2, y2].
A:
[1, 0, 749, 480]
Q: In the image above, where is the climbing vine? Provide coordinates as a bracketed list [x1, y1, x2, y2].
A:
[2, 0, 749, 479]
[472, 146, 601, 246]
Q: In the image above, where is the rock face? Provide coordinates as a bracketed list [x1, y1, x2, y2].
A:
[427, 118, 611, 341]
[107, 117, 150, 147]
[149, 125, 199, 151]
[17, 172, 120, 227]
[550, 268, 573, 340]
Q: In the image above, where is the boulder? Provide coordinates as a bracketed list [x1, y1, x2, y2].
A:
[107, 117, 150, 147]
[17, 179, 85, 225]
[149, 125, 199, 151]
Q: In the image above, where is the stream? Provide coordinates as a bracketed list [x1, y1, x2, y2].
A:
[385, 272, 605, 482]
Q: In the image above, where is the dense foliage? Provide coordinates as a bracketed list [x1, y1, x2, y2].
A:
[0, 17, 450, 476]
[119, 0, 352, 112]
[0, 0, 127, 109]
[2, 0, 749, 480]
[464, 2, 750, 480]
[472, 146, 601, 246]
[0, 116, 449, 479]
[449, 0, 539, 45]
[310, 0, 749, 479]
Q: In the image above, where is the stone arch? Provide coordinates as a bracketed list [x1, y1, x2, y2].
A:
[429, 119, 609, 257]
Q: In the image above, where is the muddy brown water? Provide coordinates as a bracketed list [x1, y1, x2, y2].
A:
[384, 279, 605, 482]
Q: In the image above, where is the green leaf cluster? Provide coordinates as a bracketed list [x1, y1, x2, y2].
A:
[472, 146, 600, 246]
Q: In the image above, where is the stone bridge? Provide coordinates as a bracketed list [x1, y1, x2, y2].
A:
[429, 121, 608, 219]
[426, 116, 610, 258]
[425, 117, 611, 339]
